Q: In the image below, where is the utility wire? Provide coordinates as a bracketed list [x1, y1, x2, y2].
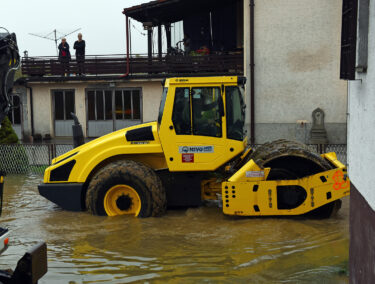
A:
[131, 23, 146, 36]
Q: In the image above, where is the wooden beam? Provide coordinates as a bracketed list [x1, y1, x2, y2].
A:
[165, 24, 171, 51]
[158, 25, 162, 59]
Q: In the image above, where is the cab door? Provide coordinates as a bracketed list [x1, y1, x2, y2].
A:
[159, 83, 244, 172]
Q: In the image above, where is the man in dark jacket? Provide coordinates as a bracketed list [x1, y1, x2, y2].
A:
[74, 33, 85, 76]
[58, 38, 71, 76]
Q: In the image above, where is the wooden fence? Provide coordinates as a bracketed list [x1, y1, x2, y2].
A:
[21, 53, 244, 77]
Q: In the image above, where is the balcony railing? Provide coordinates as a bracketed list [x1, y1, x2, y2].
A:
[21, 53, 243, 78]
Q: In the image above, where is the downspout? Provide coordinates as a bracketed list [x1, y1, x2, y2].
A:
[26, 85, 34, 137]
[250, 0, 255, 144]
[120, 15, 130, 78]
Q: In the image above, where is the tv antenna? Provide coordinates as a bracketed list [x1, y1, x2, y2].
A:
[29, 28, 81, 55]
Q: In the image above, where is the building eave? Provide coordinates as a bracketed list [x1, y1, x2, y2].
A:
[15, 72, 243, 85]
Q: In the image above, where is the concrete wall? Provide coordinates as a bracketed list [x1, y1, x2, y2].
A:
[348, 1, 375, 282]
[28, 79, 162, 137]
[244, 0, 347, 144]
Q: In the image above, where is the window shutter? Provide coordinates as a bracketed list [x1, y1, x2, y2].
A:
[340, 0, 358, 80]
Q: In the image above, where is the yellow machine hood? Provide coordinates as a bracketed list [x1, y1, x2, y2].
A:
[44, 122, 165, 183]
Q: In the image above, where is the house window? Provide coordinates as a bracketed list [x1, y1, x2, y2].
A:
[53, 90, 75, 120]
[7, 95, 21, 125]
[87, 90, 113, 120]
[86, 88, 142, 137]
[114, 90, 141, 120]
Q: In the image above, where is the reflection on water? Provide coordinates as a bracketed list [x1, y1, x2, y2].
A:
[0, 174, 349, 283]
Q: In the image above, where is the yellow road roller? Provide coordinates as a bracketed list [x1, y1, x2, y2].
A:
[38, 76, 349, 218]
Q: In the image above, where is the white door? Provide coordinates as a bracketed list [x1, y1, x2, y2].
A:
[87, 90, 114, 137]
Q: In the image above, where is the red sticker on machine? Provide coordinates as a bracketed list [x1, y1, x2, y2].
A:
[332, 170, 349, 190]
[182, 153, 194, 163]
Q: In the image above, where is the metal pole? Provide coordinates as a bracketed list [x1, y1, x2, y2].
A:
[165, 23, 171, 51]
[120, 15, 130, 78]
[148, 29, 152, 67]
[250, 0, 255, 144]
[158, 25, 162, 60]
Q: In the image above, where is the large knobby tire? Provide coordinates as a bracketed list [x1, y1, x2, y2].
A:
[249, 139, 341, 218]
[86, 160, 167, 217]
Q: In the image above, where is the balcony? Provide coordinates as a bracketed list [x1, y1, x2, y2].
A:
[21, 53, 243, 79]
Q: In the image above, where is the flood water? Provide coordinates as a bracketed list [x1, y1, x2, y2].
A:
[0, 174, 349, 283]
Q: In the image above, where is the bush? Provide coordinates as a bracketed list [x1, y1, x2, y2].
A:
[0, 116, 18, 144]
[0, 117, 29, 173]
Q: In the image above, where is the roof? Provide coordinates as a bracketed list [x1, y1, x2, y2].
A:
[123, 0, 236, 25]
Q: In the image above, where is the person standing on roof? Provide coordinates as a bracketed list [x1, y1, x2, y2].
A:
[58, 38, 71, 76]
[74, 33, 86, 76]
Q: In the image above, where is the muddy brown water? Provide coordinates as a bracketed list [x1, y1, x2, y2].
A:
[0, 174, 349, 283]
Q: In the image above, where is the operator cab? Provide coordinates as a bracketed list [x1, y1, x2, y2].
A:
[158, 77, 247, 172]
[158, 78, 246, 140]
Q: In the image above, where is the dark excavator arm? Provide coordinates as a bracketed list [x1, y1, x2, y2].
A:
[0, 30, 47, 283]
[0, 28, 20, 123]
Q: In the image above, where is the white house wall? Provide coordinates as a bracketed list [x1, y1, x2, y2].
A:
[244, 0, 347, 144]
[29, 80, 162, 137]
[348, 0, 375, 210]
[348, 1, 375, 280]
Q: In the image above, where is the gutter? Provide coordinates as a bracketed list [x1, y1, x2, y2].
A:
[25, 85, 34, 136]
[250, 0, 255, 144]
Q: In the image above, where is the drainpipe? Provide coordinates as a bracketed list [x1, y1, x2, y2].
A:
[120, 15, 130, 78]
[250, 0, 255, 144]
[26, 85, 34, 137]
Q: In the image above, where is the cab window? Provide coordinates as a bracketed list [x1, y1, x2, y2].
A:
[172, 87, 191, 134]
[192, 87, 222, 137]
[158, 87, 168, 124]
[226, 86, 245, 140]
